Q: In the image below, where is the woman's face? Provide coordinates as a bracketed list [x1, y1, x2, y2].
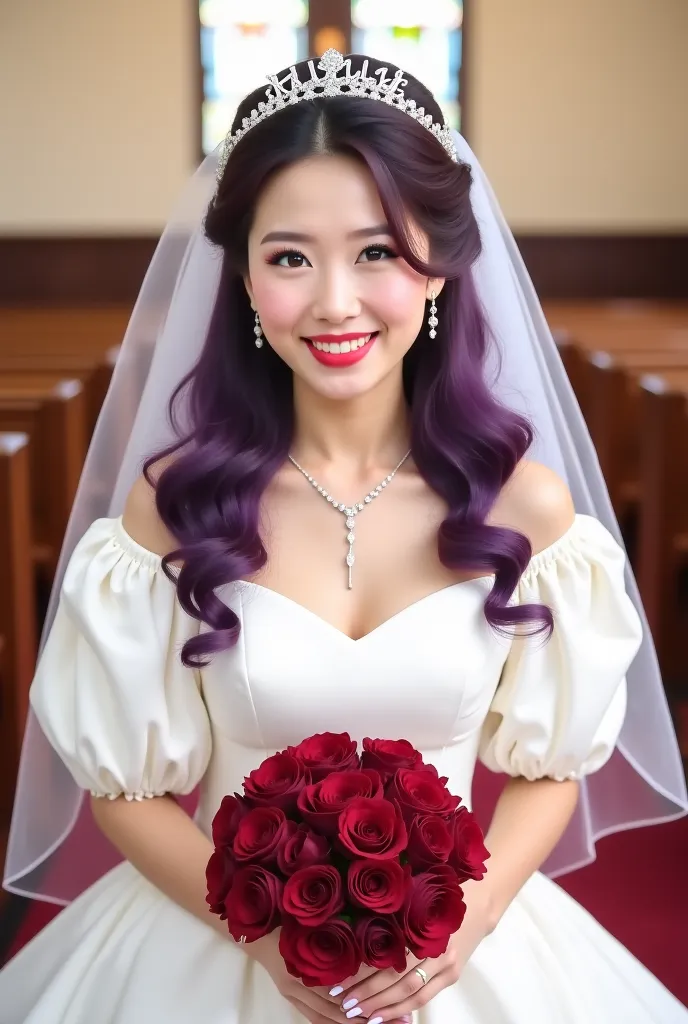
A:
[245, 153, 443, 402]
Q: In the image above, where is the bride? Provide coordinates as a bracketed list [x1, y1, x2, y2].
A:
[1, 51, 687, 1023]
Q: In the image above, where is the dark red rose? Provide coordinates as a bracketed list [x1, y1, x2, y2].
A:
[277, 825, 331, 876]
[224, 865, 283, 943]
[448, 806, 491, 883]
[386, 767, 461, 825]
[287, 732, 360, 782]
[338, 798, 407, 861]
[406, 813, 453, 871]
[233, 806, 293, 866]
[243, 752, 309, 813]
[398, 864, 466, 959]
[361, 738, 423, 782]
[355, 914, 407, 973]
[205, 847, 237, 918]
[347, 858, 410, 914]
[211, 793, 248, 849]
[280, 917, 361, 987]
[297, 769, 383, 835]
[282, 864, 345, 926]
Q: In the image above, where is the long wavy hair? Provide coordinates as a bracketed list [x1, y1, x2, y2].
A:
[146, 54, 553, 667]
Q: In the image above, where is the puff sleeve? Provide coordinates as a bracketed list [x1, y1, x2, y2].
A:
[478, 515, 642, 782]
[30, 517, 212, 801]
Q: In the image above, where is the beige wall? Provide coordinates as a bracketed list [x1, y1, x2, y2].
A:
[1, 0, 686, 233]
[0, 0, 195, 233]
[469, 0, 688, 231]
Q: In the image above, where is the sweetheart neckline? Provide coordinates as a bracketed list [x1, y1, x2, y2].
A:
[237, 576, 494, 643]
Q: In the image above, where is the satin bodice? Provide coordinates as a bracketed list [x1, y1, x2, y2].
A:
[194, 578, 499, 832]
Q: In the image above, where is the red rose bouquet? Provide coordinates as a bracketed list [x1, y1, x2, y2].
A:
[206, 732, 490, 987]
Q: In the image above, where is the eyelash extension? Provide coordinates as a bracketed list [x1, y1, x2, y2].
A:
[265, 244, 399, 266]
[265, 248, 303, 266]
[361, 244, 398, 261]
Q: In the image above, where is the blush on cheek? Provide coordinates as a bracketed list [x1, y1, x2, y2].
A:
[250, 280, 306, 337]
[367, 274, 427, 331]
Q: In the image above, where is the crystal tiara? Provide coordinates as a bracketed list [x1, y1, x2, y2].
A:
[216, 48, 458, 183]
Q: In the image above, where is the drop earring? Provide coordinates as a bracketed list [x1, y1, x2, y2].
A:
[428, 292, 438, 339]
[253, 311, 264, 348]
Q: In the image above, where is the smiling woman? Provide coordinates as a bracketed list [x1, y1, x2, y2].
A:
[242, 153, 440, 394]
[193, 56, 545, 653]
[1, 49, 686, 1024]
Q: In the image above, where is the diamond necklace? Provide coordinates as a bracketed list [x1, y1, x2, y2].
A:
[288, 450, 412, 590]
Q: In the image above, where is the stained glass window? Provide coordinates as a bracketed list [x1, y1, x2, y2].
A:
[351, 0, 463, 129]
[200, 0, 309, 155]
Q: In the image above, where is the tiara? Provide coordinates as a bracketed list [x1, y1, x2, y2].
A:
[216, 49, 458, 183]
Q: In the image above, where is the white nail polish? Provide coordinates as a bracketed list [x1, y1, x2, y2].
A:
[342, 999, 358, 1010]
[369, 1017, 384, 1024]
[346, 1009, 363, 1020]
[329, 986, 344, 997]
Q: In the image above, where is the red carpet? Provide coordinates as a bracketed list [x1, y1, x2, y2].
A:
[557, 816, 687, 1003]
[3, 815, 687, 1004]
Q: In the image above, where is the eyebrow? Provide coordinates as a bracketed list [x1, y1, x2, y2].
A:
[260, 224, 392, 244]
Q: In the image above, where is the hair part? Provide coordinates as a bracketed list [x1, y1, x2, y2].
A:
[145, 54, 552, 667]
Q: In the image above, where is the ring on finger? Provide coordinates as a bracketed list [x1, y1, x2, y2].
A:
[415, 966, 428, 986]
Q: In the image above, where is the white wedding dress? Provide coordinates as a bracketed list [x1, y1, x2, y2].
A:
[1, 514, 686, 1023]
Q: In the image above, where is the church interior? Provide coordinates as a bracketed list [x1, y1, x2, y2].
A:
[1, 0, 686, 1006]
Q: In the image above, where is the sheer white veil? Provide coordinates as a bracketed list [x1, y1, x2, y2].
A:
[4, 131, 686, 905]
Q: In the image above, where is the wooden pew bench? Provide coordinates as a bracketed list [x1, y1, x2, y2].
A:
[556, 331, 688, 691]
[0, 433, 37, 842]
[0, 348, 119, 438]
[0, 380, 87, 579]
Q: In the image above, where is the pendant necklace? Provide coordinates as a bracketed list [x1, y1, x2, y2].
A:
[288, 450, 411, 590]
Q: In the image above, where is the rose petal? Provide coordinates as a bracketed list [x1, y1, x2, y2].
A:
[280, 918, 361, 987]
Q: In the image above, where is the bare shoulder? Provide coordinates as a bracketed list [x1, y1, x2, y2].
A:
[122, 460, 178, 558]
[490, 459, 576, 554]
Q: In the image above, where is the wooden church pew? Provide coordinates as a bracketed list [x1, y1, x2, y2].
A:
[0, 433, 37, 831]
[636, 377, 688, 687]
[0, 380, 87, 578]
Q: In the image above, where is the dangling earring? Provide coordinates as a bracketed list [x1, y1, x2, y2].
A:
[253, 311, 264, 348]
[428, 292, 438, 339]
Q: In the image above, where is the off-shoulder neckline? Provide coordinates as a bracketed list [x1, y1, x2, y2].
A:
[107, 513, 604, 584]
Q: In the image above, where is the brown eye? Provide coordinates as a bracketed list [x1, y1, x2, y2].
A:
[358, 245, 397, 263]
[271, 250, 310, 268]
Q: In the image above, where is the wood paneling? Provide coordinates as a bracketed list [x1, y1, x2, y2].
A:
[0, 238, 156, 306]
[516, 235, 688, 300]
[0, 234, 685, 305]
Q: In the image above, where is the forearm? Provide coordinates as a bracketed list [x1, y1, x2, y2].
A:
[476, 775, 580, 931]
[90, 793, 227, 940]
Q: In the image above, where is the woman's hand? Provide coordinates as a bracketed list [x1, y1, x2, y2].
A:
[247, 930, 347, 1022]
[331, 881, 492, 1023]
[247, 932, 412, 1024]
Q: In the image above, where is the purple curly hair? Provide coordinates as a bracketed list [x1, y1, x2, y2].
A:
[145, 54, 553, 667]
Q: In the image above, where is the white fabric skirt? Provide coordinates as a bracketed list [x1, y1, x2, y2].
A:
[1, 862, 685, 1023]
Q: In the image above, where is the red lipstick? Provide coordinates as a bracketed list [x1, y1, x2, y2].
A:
[308, 333, 372, 343]
[304, 331, 378, 368]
